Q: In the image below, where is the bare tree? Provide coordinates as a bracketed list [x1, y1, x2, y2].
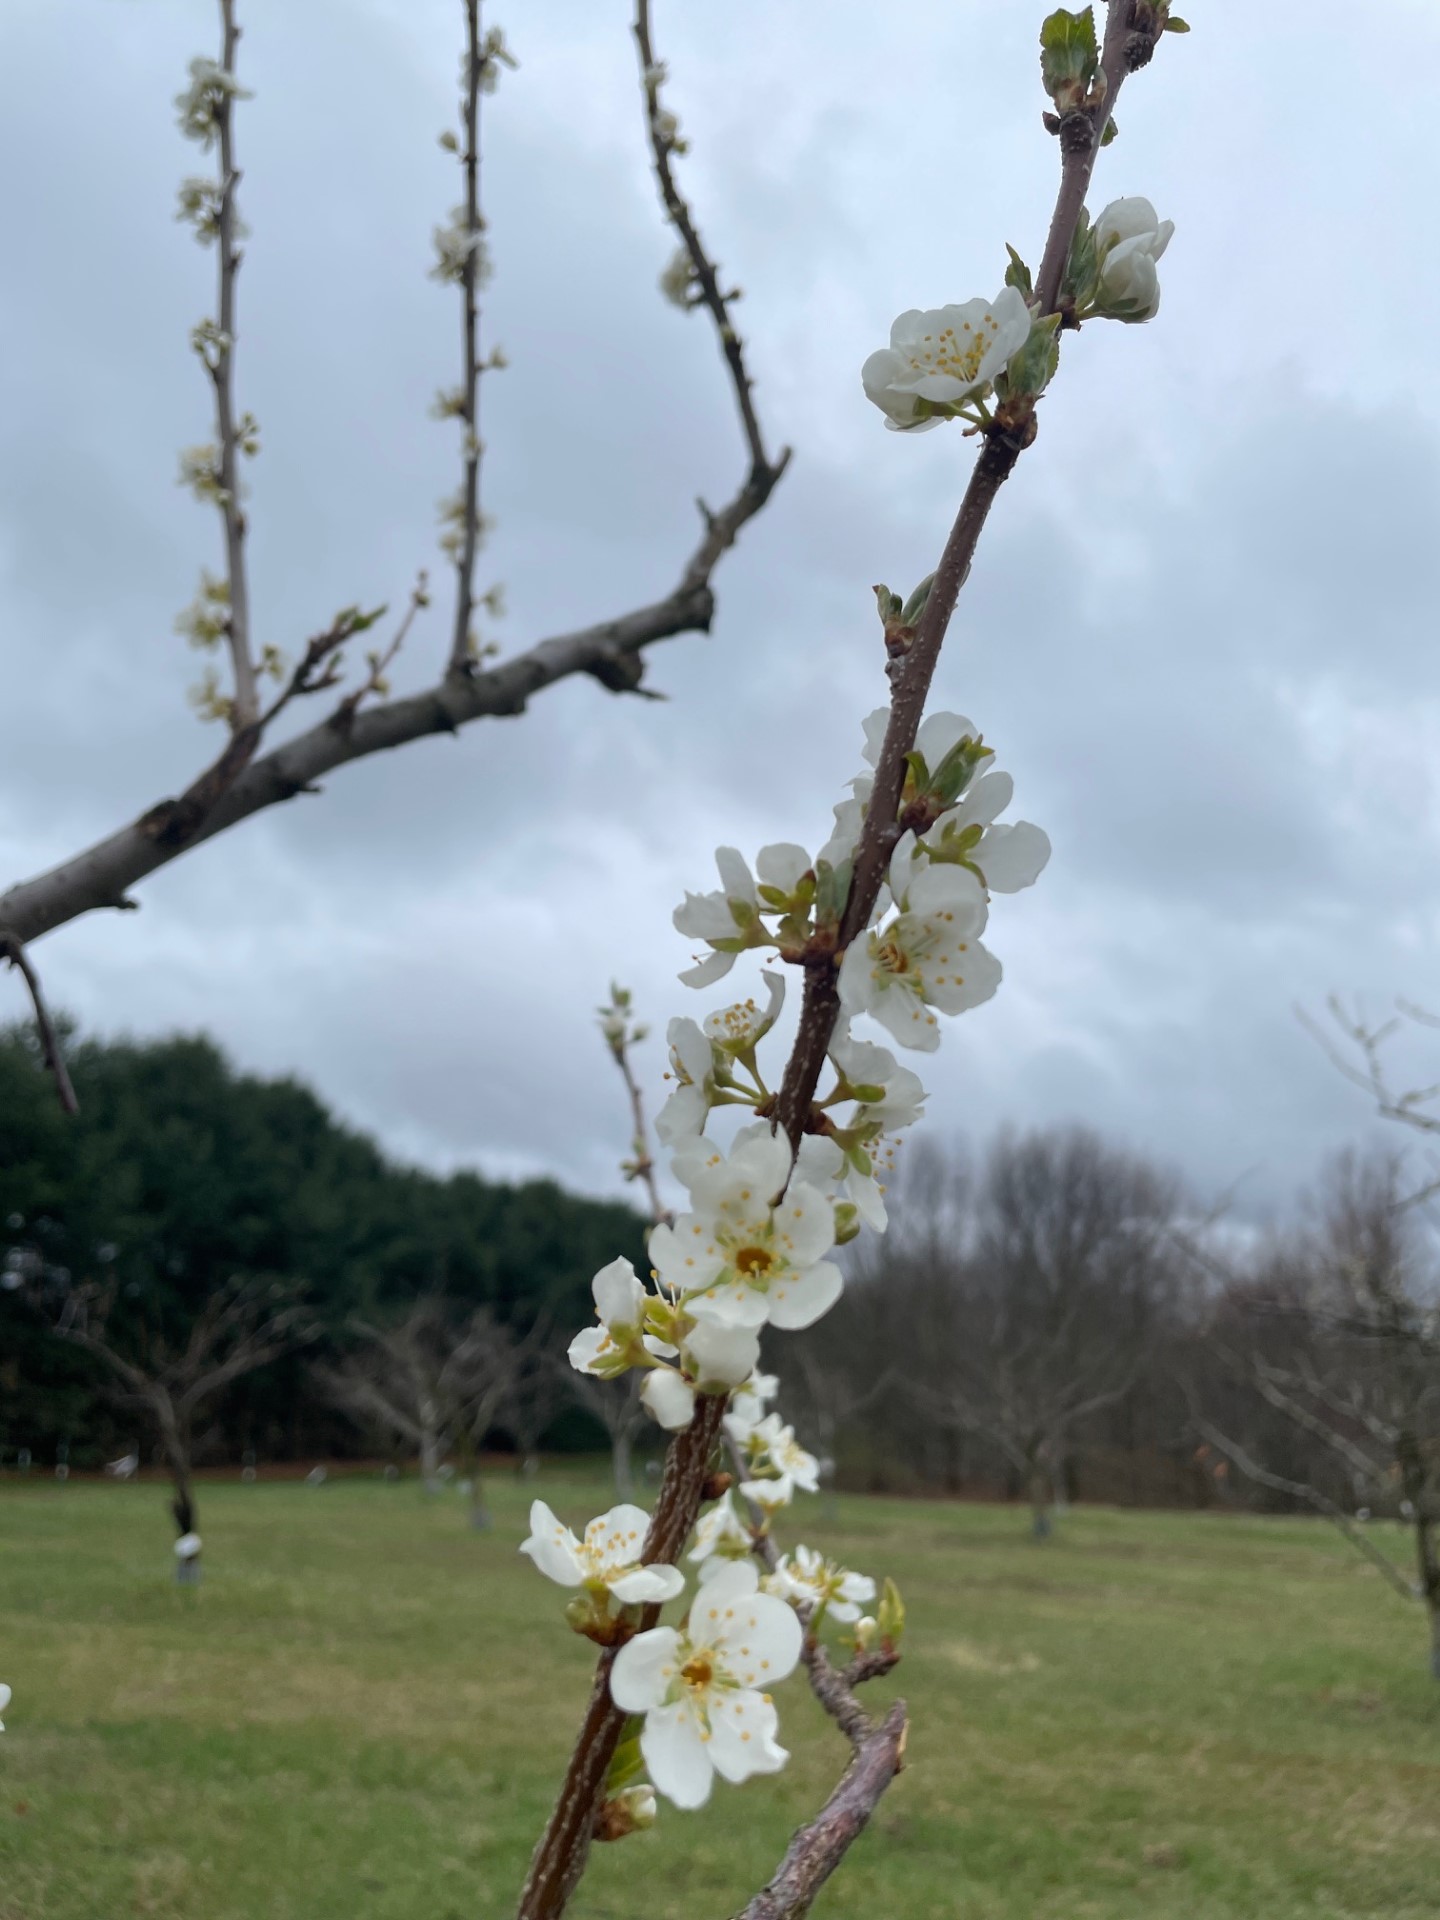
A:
[0, 0, 788, 1110]
[318, 1295, 542, 1526]
[51, 1274, 305, 1577]
[1197, 1152, 1440, 1678]
[561, 1369, 651, 1501]
[899, 1129, 1184, 1536]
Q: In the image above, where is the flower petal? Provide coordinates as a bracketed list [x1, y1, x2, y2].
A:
[707, 1688, 789, 1784]
[766, 1260, 845, 1331]
[611, 1625, 680, 1712]
[640, 1699, 714, 1809]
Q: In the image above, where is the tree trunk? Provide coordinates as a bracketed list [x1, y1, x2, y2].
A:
[1028, 1469, 1052, 1541]
[611, 1429, 633, 1500]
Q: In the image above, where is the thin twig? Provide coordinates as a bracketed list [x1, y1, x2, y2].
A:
[634, 0, 784, 487]
[0, 933, 79, 1114]
[212, 0, 256, 731]
[448, 0, 485, 677]
[1194, 1417, 1420, 1604]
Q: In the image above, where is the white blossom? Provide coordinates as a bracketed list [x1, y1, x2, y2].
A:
[829, 1027, 927, 1135]
[659, 245, 698, 308]
[673, 847, 762, 987]
[642, 1366, 700, 1431]
[610, 1559, 802, 1808]
[687, 1490, 754, 1575]
[639, 1322, 762, 1432]
[568, 1257, 656, 1378]
[655, 1018, 717, 1146]
[430, 210, 491, 286]
[765, 1545, 876, 1623]
[922, 771, 1052, 894]
[1092, 196, 1173, 322]
[174, 1532, 202, 1560]
[519, 1500, 684, 1604]
[861, 288, 1031, 432]
[837, 834, 999, 1051]
[724, 1370, 779, 1443]
[739, 1414, 821, 1508]
[703, 971, 784, 1061]
[794, 1134, 887, 1232]
[174, 57, 251, 148]
[649, 1131, 842, 1331]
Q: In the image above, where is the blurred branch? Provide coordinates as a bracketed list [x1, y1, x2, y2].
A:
[0, 932, 79, 1114]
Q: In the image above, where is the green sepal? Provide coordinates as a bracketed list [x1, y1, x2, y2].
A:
[832, 1202, 861, 1246]
[1061, 205, 1100, 310]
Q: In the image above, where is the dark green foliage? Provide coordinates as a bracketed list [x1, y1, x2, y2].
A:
[0, 1022, 643, 1465]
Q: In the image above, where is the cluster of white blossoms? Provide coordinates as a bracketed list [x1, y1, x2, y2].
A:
[861, 198, 1172, 430]
[530, 694, 1042, 1812]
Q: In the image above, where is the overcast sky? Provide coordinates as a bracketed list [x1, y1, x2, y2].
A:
[2, 1, 1439, 1222]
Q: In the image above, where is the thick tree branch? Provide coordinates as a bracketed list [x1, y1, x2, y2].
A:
[1, 1, 787, 952]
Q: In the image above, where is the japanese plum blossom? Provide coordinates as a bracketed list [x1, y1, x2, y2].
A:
[640, 1322, 763, 1431]
[838, 834, 1000, 1051]
[766, 1546, 876, 1623]
[568, 1257, 656, 1379]
[795, 1133, 887, 1233]
[687, 1490, 754, 1577]
[703, 971, 785, 1061]
[174, 1532, 202, 1560]
[724, 1371, 779, 1442]
[519, 1500, 685, 1604]
[829, 1028, 927, 1136]
[1092, 196, 1173, 321]
[0, 1683, 9, 1731]
[655, 1019, 716, 1146]
[862, 288, 1031, 432]
[609, 1559, 803, 1808]
[649, 1130, 843, 1331]
[739, 1413, 821, 1508]
[673, 847, 763, 986]
[922, 771, 1052, 894]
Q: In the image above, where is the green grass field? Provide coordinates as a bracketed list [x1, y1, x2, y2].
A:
[1, 1469, 1437, 1920]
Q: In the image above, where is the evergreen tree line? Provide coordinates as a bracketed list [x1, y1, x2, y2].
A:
[0, 1023, 646, 1467]
[2, 1025, 1435, 1567]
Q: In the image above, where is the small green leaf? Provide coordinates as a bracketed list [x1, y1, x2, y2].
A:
[1100, 115, 1118, 146]
[1004, 244, 1034, 297]
[1039, 6, 1099, 109]
[900, 572, 936, 625]
[605, 1729, 647, 1793]
[872, 584, 903, 626]
[1164, 14, 1191, 30]
[877, 1576, 906, 1646]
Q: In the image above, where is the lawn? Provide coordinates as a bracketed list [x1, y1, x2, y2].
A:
[0, 1469, 1437, 1920]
